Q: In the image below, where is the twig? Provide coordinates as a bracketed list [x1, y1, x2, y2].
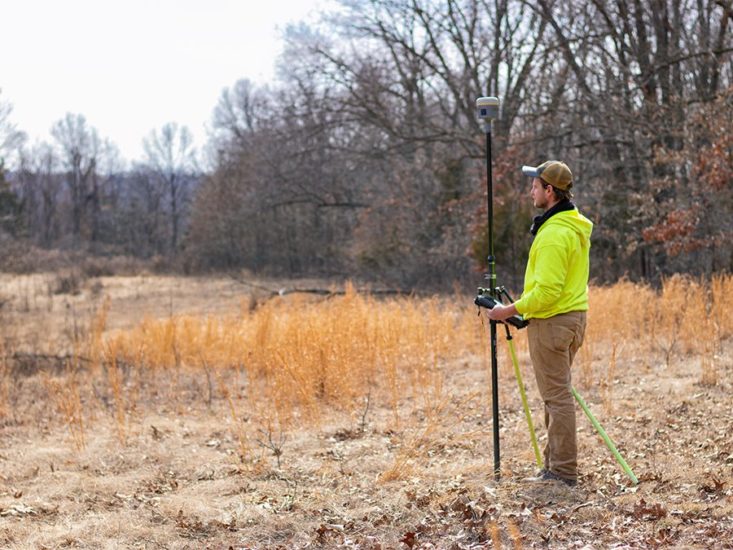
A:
[199, 355, 214, 408]
[358, 390, 371, 432]
[276, 475, 298, 511]
[569, 501, 594, 515]
[256, 428, 285, 469]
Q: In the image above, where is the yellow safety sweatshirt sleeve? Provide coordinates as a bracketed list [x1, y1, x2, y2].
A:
[513, 208, 593, 320]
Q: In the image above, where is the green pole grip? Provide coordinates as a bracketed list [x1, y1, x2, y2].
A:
[507, 338, 543, 468]
[571, 387, 638, 485]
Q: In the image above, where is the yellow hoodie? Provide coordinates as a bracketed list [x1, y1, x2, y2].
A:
[513, 208, 593, 319]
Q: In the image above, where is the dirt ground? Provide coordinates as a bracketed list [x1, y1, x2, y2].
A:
[1, 274, 732, 549]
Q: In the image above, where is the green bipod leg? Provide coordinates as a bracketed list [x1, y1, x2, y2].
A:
[505, 329, 543, 468]
[571, 387, 639, 485]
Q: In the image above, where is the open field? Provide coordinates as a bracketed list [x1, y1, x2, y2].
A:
[0, 273, 732, 549]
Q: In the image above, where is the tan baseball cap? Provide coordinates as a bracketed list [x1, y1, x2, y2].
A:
[521, 160, 573, 190]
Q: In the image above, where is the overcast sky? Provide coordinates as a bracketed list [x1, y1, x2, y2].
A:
[0, 0, 326, 163]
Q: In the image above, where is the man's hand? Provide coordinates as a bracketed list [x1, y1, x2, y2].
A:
[485, 302, 519, 322]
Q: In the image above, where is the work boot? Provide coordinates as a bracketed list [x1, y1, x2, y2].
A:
[523, 469, 577, 487]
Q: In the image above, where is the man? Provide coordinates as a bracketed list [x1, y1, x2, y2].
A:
[486, 160, 593, 487]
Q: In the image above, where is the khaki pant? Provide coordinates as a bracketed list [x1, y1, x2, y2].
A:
[527, 311, 586, 481]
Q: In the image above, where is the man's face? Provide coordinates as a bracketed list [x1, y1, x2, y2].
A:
[530, 177, 551, 209]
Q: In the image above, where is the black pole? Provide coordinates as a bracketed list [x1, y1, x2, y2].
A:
[484, 124, 501, 480]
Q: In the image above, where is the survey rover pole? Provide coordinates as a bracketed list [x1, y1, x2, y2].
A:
[476, 96, 501, 480]
[486, 128, 501, 479]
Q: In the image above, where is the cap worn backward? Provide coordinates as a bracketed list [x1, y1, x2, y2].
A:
[521, 160, 573, 190]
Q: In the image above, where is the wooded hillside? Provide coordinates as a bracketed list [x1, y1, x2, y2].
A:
[2, 0, 731, 288]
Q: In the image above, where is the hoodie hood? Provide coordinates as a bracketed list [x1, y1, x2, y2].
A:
[530, 199, 576, 235]
[539, 207, 593, 247]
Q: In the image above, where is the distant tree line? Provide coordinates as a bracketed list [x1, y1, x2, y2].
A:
[0, 112, 199, 264]
[1, 0, 732, 289]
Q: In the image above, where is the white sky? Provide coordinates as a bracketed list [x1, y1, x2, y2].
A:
[0, 0, 326, 164]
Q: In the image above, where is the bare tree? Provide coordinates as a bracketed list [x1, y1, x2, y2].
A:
[142, 123, 197, 253]
[0, 92, 26, 240]
[17, 143, 62, 246]
[210, 79, 273, 150]
[0, 90, 26, 170]
[50, 114, 102, 246]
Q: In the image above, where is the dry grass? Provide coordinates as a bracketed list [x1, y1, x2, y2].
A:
[97, 283, 480, 434]
[0, 273, 731, 548]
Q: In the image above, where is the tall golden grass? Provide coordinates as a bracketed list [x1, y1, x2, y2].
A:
[8, 275, 733, 455]
[586, 275, 731, 396]
[102, 282, 483, 431]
